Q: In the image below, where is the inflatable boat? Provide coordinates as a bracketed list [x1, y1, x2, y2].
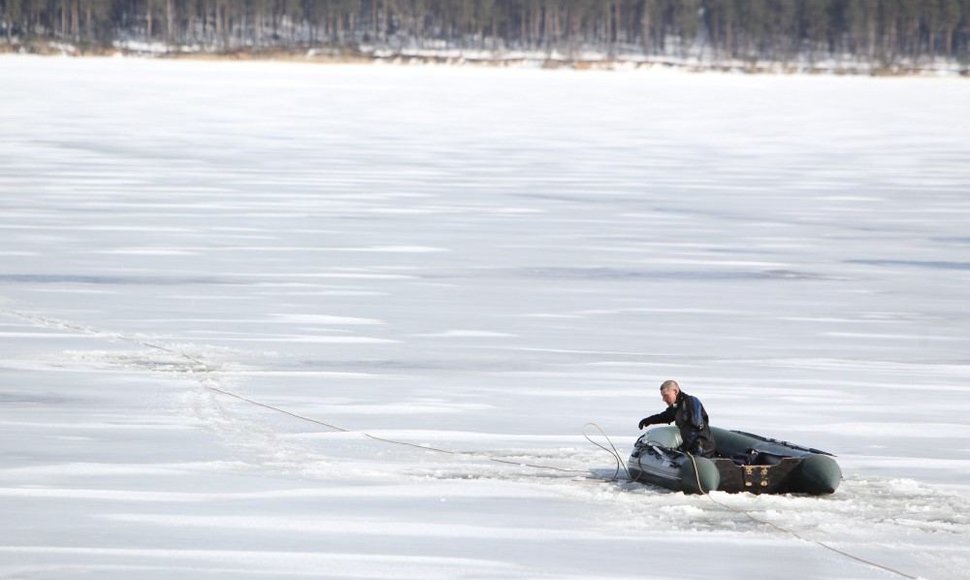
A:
[627, 426, 841, 495]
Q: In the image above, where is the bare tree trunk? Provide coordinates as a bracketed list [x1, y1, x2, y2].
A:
[543, 4, 548, 49]
[215, 2, 219, 48]
[532, 6, 541, 49]
[867, 19, 876, 60]
[372, 0, 378, 41]
[71, 0, 79, 41]
[85, 3, 93, 41]
[606, 2, 620, 52]
[641, 1, 650, 54]
[167, 0, 176, 44]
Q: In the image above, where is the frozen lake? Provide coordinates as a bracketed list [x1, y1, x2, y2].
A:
[1, 56, 969, 579]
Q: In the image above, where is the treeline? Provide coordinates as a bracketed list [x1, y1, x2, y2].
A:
[3, 0, 969, 65]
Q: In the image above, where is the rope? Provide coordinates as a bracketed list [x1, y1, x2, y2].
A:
[701, 490, 918, 579]
[3, 310, 586, 476]
[146, 342, 589, 475]
[583, 422, 631, 481]
[687, 447, 917, 579]
[687, 451, 706, 494]
[621, 430, 917, 579]
[0, 308, 923, 578]
[203, 380, 587, 473]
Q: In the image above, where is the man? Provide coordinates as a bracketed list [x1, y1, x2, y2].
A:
[638, 380, 715, 457]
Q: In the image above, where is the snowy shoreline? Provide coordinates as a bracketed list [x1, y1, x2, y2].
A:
[3, 40, 968, 76]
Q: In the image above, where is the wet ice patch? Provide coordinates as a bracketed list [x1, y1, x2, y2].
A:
[270, 313, 384, 325]
[413, 330, 516, 338]
[96, 247, 199, 256]
[330, 245, 449, 253]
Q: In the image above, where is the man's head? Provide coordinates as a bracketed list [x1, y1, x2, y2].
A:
[659, 380, 680, 406]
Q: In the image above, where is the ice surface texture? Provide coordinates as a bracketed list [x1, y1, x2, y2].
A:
[1, 57, 969, 579]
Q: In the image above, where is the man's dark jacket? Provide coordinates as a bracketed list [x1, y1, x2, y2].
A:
[639, 391, 715, 457]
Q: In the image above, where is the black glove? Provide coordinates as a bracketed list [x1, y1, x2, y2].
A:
[638, 417, 650, 430]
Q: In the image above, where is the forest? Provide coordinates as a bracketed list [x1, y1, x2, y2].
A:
[2, 1, 969, 68]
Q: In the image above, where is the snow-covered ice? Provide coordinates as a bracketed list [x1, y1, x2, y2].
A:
[1, 56, 969, 579]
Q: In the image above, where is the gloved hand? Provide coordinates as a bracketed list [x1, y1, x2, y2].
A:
[638, 417, 650, 430]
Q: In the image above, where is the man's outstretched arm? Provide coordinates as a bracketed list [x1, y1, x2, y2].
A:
[638, 406, 676, 429]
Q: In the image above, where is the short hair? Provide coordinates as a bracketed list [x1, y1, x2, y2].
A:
[659, 380, 680, 392]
